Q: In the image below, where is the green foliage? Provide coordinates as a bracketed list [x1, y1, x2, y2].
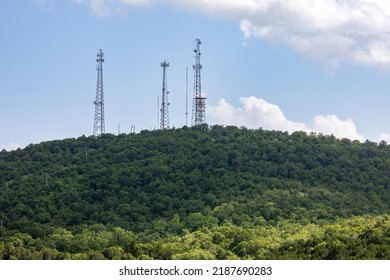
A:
[1, 126, 390, 259]
[0, 215, 389, 259]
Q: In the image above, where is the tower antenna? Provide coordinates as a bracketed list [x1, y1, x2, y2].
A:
[93, 49, 105, 136]
[186, 67, 188, 126]
[160, 61, 170, 130]
[191, 39, 206, 126]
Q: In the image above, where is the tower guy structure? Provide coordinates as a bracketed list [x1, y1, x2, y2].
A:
[192, 38, 206, 126]
[160, 61, 170, 130]
[93, 49, 105, 136]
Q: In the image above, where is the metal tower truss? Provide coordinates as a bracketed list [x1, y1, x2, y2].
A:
[192, 38, 206, 126]
[93, 49, 105, 136]
[160, 61, 170, 130]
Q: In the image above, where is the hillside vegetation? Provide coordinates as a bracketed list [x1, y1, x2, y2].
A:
[0, 125, 390, 259]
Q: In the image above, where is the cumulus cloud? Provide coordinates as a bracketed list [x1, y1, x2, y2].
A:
[312, 114, 365, 141]
[0, 143, 20, 151]
[208, 96, 365, 141]
[238, 1, 390, 72]
[75, 0, 390, 71]
[209, 97, 308, 133]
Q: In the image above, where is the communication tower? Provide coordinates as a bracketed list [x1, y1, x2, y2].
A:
[185, 67, 188, 126]
[93, 49, 105, 136]
[160, 61, 170, 130]
[191, 39, 206, 126]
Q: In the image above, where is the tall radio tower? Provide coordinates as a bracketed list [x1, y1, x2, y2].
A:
[192, 38, 206, 126]
[160, 61, 170, 130]
[93, 49, 105, 136]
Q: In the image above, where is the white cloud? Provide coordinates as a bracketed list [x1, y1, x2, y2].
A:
[208, 96, 365, 141]
[379, 132, 390, 142]
[75, 0, 390, 71]
[0, 143, 20, 151]
[209, 96, 308, 133]
[312, 114, 365, 141]
[237, 0, 390, 72]
[209, 96, 305, 133]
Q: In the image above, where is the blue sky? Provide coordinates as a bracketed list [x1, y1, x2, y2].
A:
[2, 0, 390, 150]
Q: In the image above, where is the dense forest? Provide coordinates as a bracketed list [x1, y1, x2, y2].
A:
[0, 125, 390, 259]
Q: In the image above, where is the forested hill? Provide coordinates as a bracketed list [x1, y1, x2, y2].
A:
[1, 125, 390, 260]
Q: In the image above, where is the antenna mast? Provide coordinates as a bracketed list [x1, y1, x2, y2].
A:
[191, 39, 206, 126]
[160, 61, 170, 130]
[186, 67, 188, 126]
[93, 49, 105, 136]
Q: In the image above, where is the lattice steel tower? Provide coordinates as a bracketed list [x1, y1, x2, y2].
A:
[192, 38, 206, 126]
[93, 49, 105, 136]
[160, 61, 170, 130]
